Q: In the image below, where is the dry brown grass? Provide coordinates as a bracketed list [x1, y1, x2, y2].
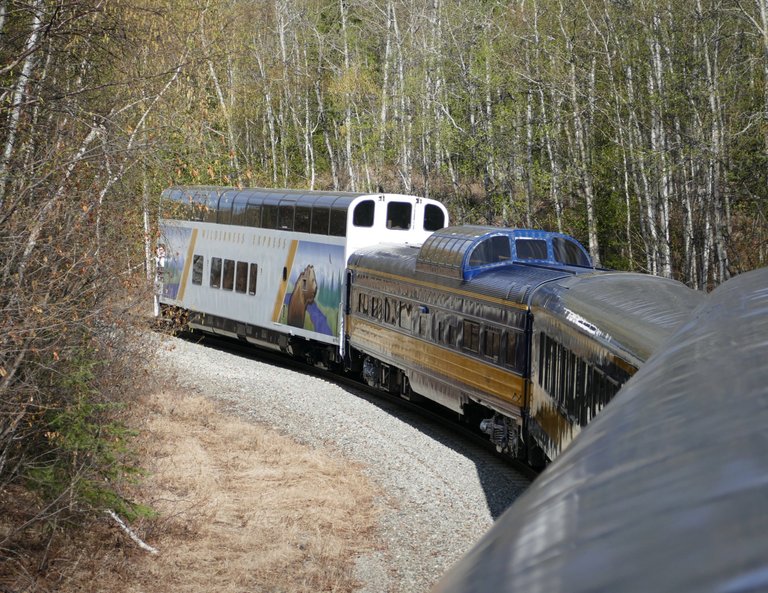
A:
[55, 391, 379, 593]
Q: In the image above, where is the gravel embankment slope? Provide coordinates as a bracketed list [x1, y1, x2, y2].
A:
[154, 335, 530, 592]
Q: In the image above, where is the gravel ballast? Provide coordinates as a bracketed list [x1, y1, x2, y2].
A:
[154, 334, 530, 592]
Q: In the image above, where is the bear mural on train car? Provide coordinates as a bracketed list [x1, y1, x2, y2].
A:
[287, 264, 318, 328]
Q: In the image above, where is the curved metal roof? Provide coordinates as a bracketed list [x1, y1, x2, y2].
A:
[431, 266, 768, 593]
[348, 244, 576, 306]
[531, 272, 706, 364]
[162, 185, 368, 220]
[416, 225, 593, 280]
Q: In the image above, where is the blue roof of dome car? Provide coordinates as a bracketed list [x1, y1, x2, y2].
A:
[415, 225, 593, 281]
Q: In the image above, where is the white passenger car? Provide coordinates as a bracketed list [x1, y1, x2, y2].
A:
[156, 186, 449, 364]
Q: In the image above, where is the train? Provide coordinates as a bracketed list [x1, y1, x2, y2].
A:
[431, 265, 768, 593]
[155, 185, 703, 465]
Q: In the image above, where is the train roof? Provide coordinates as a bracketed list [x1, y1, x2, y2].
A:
[348, 243, 576, 305]
[530, 271, 705, 363]
[162, 185, 374, 213]
[159, 185, 450, 240]
[350, 236, 703, 363]
[432, 266, 768, 593]
[415, 225, 593, 281]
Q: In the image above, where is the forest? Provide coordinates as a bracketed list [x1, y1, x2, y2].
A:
[1, 0, 767, 585]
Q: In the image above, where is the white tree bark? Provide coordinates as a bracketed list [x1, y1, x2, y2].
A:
[560, 7, 600, 266]
[649, 13, 672, 278]
[0, 0, 43, 209]
[339, 0, 356, 190]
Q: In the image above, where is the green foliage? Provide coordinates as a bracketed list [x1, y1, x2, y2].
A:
[23, 349, 153, 523]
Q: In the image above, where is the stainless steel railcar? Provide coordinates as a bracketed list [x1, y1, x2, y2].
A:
[345, 225, 703, 464]
[431, 266, 768, 593]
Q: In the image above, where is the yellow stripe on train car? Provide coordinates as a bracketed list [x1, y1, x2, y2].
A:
[348, 316, 526, 408]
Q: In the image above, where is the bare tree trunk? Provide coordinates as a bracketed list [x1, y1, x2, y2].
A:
[649, 14, 672, 278]
[697, 0, 729, 283]
[339, 0, 356, 190]
[204, 31, 242, 185]
[626, 64, 657, 274]
[315, 80, 339, 189]
[19, 125, 101, 284]
[355, 105, 372, 191]
[524, 87, 534, 228]
[392, 8, 412, 192]
[0, 0, 43, 209]
[561, 19, 600, 265]
[533, 0, 563, 232]
[0, 0, 7, 38]
[305, 86, 316, 189]
[378, 0, 393, 180]
[676, 115, 696, 286]
[256, 54, 279, 185]
[592, 2, 632, 266]
[757, 0, 768, 152]
[484, 23, 495, 184]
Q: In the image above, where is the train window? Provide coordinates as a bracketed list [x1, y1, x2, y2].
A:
[399, 302, 412, 328]
[357, 293, 369, 315]
[192, 255, 204, 285]
[278, 204, 294, 230]
[245, 202, 261, 227]
[210, 257, 222, 288]
[248, 263, 258, 295]
[203, 192, 218, 222]
[231, 193, 248, 225]
[483, 328, 501, 360]
[262, 205, 278, 229]
[161, 190, 192, 220]
[506, 333, 519, 369]
[553, 237, 591, 267]
[439, 320, 455, 345]
[329, 207, 347, 236]
[386, 202, 412, 230]
[311, 206, 330, 234]
[190, 191, 207, 221]
[419, 313, 431, 337]
[371, 297, 382, 320]
[516, 239, 548, 260]
[424, 204, 445, 231]
[463, 320, 480, 352]
[384, 299, 398, 325]
[218, 192, 234, 224]
[353, 200, 375, 227]
[469, 236, 512, 266]
[295, 206, 312, 233]
[222, 259, 235, 290]
[235, 261, 248, 293]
